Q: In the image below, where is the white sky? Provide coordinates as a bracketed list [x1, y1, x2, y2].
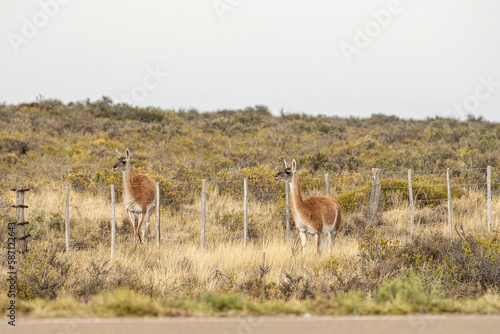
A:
[1, 0, 500, 121]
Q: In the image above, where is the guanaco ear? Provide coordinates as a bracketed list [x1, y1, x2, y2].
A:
[284, 159, 288, 168]
[116, 149, 122, 158]
[292, 159, 297, 172]
[126, 149, 130, 160]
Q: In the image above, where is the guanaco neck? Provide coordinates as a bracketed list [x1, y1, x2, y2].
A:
[289, 172, 305, 212]
[121, 162, 132, 197]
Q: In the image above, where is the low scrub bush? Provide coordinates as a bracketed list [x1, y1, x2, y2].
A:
[399, 231, 500, 296]
[16, 243, 160, 301]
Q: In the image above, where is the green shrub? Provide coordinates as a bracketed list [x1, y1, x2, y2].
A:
[49, 212, 64, 231]
[399, 231, 500, 296]
[201, 293, 244, 312]
[359, 226, 399, 267]
[17, 245, 71, 300]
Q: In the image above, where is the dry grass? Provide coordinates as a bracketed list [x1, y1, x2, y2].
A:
[1, 184, 500, 316]
[11, 186, 499, 284]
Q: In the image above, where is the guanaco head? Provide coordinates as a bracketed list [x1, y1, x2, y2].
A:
[112, 149, 130, 172]
[274, 159, 296, 182]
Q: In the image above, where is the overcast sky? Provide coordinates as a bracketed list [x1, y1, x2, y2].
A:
[1, 0, 500, 122]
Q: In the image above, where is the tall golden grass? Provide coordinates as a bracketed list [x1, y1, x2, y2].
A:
[5, 181, 496, 297]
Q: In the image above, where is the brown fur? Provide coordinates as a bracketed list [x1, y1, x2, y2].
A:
[275, 160, 341, 255]
[113, 149, 156, 243]
[127, 173, 156, 211]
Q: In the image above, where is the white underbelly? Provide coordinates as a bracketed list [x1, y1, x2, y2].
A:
[294, 213, 317, 234]
[124, 194, 143, 213]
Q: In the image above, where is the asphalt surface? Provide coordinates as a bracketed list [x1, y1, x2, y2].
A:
[3, 315, 500, 334]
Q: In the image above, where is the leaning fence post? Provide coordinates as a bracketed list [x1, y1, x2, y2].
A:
[110, 185, 116, 260]
[487, 166, 492, 232]
[156, 182, 161, 249]
[244, 178, 248, 250]
[367, 168, 382, 227]
[201, 179, 207, 252]
[285, 182, 290, 246]
[13, 186, 30, 253]
[408, 169, 415, 236]
[446, 168, 453, 237]
[65, 185, 70, 258]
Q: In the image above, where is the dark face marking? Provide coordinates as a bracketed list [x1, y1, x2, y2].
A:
[113, 157, 127, 171]
[274, 167, 293, 182]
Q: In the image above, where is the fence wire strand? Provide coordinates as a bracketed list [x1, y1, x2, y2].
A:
[6, 166, 499, 256]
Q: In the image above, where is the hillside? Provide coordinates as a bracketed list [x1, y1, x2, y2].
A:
[1, 98, 499, 186]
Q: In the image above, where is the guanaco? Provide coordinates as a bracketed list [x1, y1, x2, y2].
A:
[112, 149, 156, 243]
[274, 159, 341, 255]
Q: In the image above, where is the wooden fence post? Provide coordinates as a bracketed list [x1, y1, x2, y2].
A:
[285, 182, 290, 246]
[65, 185, 70, 258]
[13, 186, 30, 253]
[487, 166, 492, 233]
[156, 182, 161, 249]
[446, 168, 453, 237]
[408, 169, 415, 236]
[325, 174, 330, 197]
[367, 168, 382, 227]
[325, 173, 332, 245]
[244, 178, 248, 250]
[201, 179, 207, 252]
[110, 185, 116, 260]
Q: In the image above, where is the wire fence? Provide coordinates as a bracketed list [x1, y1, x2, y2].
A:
[3, 166, 499, 258]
